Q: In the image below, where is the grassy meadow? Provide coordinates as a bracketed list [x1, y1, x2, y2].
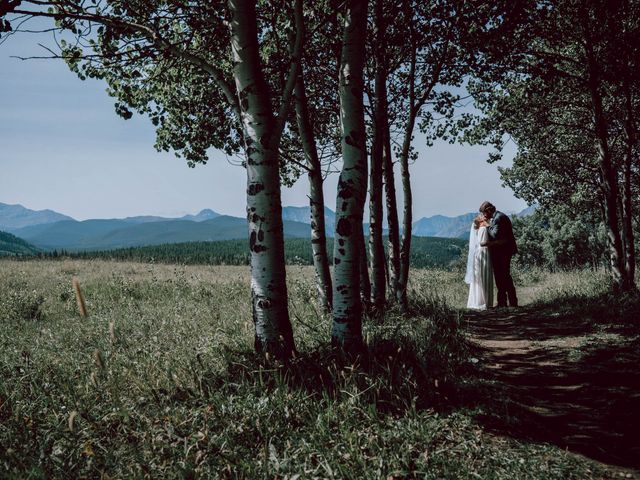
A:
[1, 259, 638, 478]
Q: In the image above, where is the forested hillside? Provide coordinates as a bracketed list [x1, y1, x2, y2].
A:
[66, 236, 467, 268]
[0, 231, 40, 256]
[12, 215, 312, 251]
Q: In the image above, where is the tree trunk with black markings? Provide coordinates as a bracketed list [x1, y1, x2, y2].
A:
[383, 116, 400, 301]
[397, 110, 416, 311]
[358, 225, 371, 308]
[331, 0, 368, 352]
[230, 0, 295, 357]
[294, 70, 334, 312]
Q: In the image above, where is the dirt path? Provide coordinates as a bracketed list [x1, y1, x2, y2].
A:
[462, 305, 640, 476]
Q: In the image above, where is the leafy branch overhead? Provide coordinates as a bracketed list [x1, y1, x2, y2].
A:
[8, 1, 311, 175]
[466, 0, 640, 292]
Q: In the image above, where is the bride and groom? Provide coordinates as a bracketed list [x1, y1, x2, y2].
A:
[465, 201, 518, 310]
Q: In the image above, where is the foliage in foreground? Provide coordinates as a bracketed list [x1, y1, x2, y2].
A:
[0, 260, 634, 478]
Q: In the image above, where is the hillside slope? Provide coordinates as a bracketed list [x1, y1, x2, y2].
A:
[70, 235, 467, 268]
[14, 216, 312, 251]
[0, 231, 40, 256]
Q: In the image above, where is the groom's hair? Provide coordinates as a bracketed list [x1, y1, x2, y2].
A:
[479, 201, 496, 215]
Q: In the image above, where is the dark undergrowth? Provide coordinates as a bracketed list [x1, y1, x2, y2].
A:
[457, 289, 640, 472]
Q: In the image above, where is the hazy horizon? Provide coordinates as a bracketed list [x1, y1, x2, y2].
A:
[0, 198, 530, 223]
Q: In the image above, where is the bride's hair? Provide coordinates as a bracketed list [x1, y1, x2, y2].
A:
[473, 215, 484, 230]
[479, 201, 496, 215]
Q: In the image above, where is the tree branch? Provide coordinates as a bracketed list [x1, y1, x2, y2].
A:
[272, 0, 304, 150]
[11, 4, 243, 125]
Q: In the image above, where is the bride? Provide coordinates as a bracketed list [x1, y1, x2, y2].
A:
[465, 215, 494, 310]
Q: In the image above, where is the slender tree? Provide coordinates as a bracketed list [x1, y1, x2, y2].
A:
[331, 0, 369, 352]
[293, 71, 334, 312]
[289, 2, 342, 313]
[389, 0, 468, 310]
[615, 0, 639, 287]
[366, 0, 388, 313]
[382, 97, 400, 299]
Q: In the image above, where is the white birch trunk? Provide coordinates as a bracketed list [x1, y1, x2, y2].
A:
[383, 115, 400, 300]
[331, 0, 368, 352]
[397, 15, 419, 311]
[229, 0, 295, 357]
[398, 110, 416, 310]
[358, 225, 371, 306]
[294, 73, 333, 312]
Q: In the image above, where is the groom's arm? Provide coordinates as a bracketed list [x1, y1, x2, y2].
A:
[487, 213, 508, 246]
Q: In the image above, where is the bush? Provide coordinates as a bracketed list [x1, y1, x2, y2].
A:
[513, 209, 607, 271]
[0, 289, 46, 321]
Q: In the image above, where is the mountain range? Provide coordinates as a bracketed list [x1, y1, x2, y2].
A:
[0, 202, 535, 252]
[6, 215, 311, 251]
[412, 213, 478, 238]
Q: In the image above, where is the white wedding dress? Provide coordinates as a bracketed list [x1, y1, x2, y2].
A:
[464, 224, 494, 310]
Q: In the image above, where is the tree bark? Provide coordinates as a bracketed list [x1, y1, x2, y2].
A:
[331, 0, 368, 352]
[383, 117, 400, 301]
[294, 70, 333, 312]
[617, 188, 627, 272]
[582, 19, 629, 292]
[619, 0, 637, 288]
[397, 110, 416, 310]
[359, 226, 371, 307]
[622, 83, 637, 288]
[368, 0, 387, 313]
[396, 9, 420, 311]
[229, 0, 295, 357]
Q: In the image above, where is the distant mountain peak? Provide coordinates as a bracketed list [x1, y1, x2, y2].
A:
[181, 209, 221, 222]
[0, 202, 75, 232]
[411, 206, 536, 239]
[412, 212, 476, 239]
[282, 205, 336, 222]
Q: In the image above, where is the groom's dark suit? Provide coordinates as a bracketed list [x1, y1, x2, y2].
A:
[488, 211, 518, 307]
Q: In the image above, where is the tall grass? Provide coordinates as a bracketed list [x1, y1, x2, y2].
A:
[0, 259, 624, 478]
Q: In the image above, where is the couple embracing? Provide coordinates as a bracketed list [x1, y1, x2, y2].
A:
[465, 201, 518, 310]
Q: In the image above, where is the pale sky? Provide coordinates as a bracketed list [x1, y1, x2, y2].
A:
[0, 31, 527, 221]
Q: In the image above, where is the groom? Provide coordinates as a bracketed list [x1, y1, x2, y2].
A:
[479, 201, 518, 308]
